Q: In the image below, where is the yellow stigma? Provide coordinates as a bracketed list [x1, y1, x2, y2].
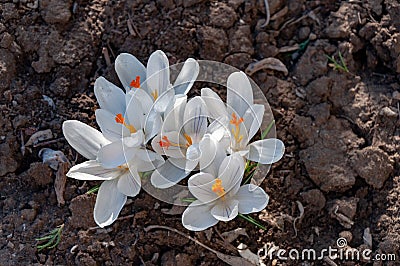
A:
[115, 113, 137, 134]
[212, 178, 226, 199]
[151, 90, 158, 100]
[230, 113, 244, 144]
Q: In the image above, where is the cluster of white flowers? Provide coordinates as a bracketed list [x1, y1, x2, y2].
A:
[63, 50, 285, 230]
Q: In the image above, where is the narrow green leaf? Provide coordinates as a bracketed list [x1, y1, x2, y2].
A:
[238, 213, 266, 230]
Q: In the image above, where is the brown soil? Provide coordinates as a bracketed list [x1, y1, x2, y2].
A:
[1, 0, 400, 265]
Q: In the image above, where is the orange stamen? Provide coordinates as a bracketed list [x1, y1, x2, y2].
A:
[212, 178, 226, 199]
[115, 113, 136, 134]
[115, 113, 125, 124]
[130, 76, 140, 88]
[230, 113, 244, 144]
[184, 133, 192, 147]
[230, 113, 244, 127]
[159, 136, 171, 148]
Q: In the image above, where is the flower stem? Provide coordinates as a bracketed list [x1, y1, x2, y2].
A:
[238, 213, 266, 230]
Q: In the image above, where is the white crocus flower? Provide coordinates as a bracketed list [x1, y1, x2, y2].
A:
[201, 71, 285, 164]
[182, 153, 269, 231]
[63, 120, 163, 227]
[115, 50, 199, 113]
[94, 80, 163, 169]
[150, 96, 212, 188]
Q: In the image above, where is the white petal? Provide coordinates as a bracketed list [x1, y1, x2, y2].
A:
[125, 92, 145, 131]
[227, 71, 253, 118]
[66, 160, 123, 181]
[153, 86, 175, 113]
[183, 96, 208, 143]
[144, 110, 162, 142]
[146, 50, 170, 97]
[115, 53, 147, 91]
[173, 58, 199, 95]
[97, 140, 136, 169]
[128, 154, 164, 172]
[94, 77, 126, 115]
[63, 120, 110, 160]
[150, 158, 189, 188]
[117, 168, 141, 197]
[128, 88, 154, 115]
[218, 154, 245, 196]
[188, 172, 219, 203]
[162, 95, 187, 133]
[211, 199, 239, 222]
[246, 139, 285, 164]
[199, 134, 226, 177]
[182, 200, 218, 231]
[243, 104, 265, 141]
[122, 131, 144, 148]
[96, 109, 129, 141]
[235, 184, 269, 214]
[186, 143, 201, 161]
[94, 179, 127, 227]
[185, 158, 198, 173]
[201, 88, 228, 120]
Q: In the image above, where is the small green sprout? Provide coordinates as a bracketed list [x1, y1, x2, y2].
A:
[181, 197, 197, 203]
[326, 51, 349, 73]
[36, 224, 64, 252]
[86, 184, 100, 194]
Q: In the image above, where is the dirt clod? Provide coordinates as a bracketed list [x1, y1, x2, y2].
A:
[69, 194, 97, 229]
[352, 147, 394, 189]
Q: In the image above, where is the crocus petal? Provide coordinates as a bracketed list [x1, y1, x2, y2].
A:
[162, 96, 187, 133]
[199, 134, 226, 177]
[117, 168, 141, 197]
[188, 172, 219, 203]
[94, 77, 126, 115]
[115, 53, 147, 91]
[185, 158, 198, 173]
[96, 109, 129, 141]
[125, 92, 145, 131]
[153, 85, 175, 113]
[173, 58, 199, 95]
[183, 96, 208, 143]
[235, 184, 269, 214]
[246, 139, 285, 164]
[128, 87, 155, 114]
[128, 154, 164, 172]
[144, 110, 162, 142]
[210, 199, 239, 222]
[186, 143, 201, 161]
[242, 104, 265, 141]
[94, 179, 127, 228]
[63, 120, 110, 160]
[227, 71, 253, 118]
[182, 200, 218, 231]
[122, 130, 144, 148]
[135, 149, 164, 162]
[218, 154, 245, 197]
[150, 158, 189, 188]
[66, 160, 123, 181]
[201, 88, 228, 120]
[97, 140, 136, 169]
[146, 50, 170, 97]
